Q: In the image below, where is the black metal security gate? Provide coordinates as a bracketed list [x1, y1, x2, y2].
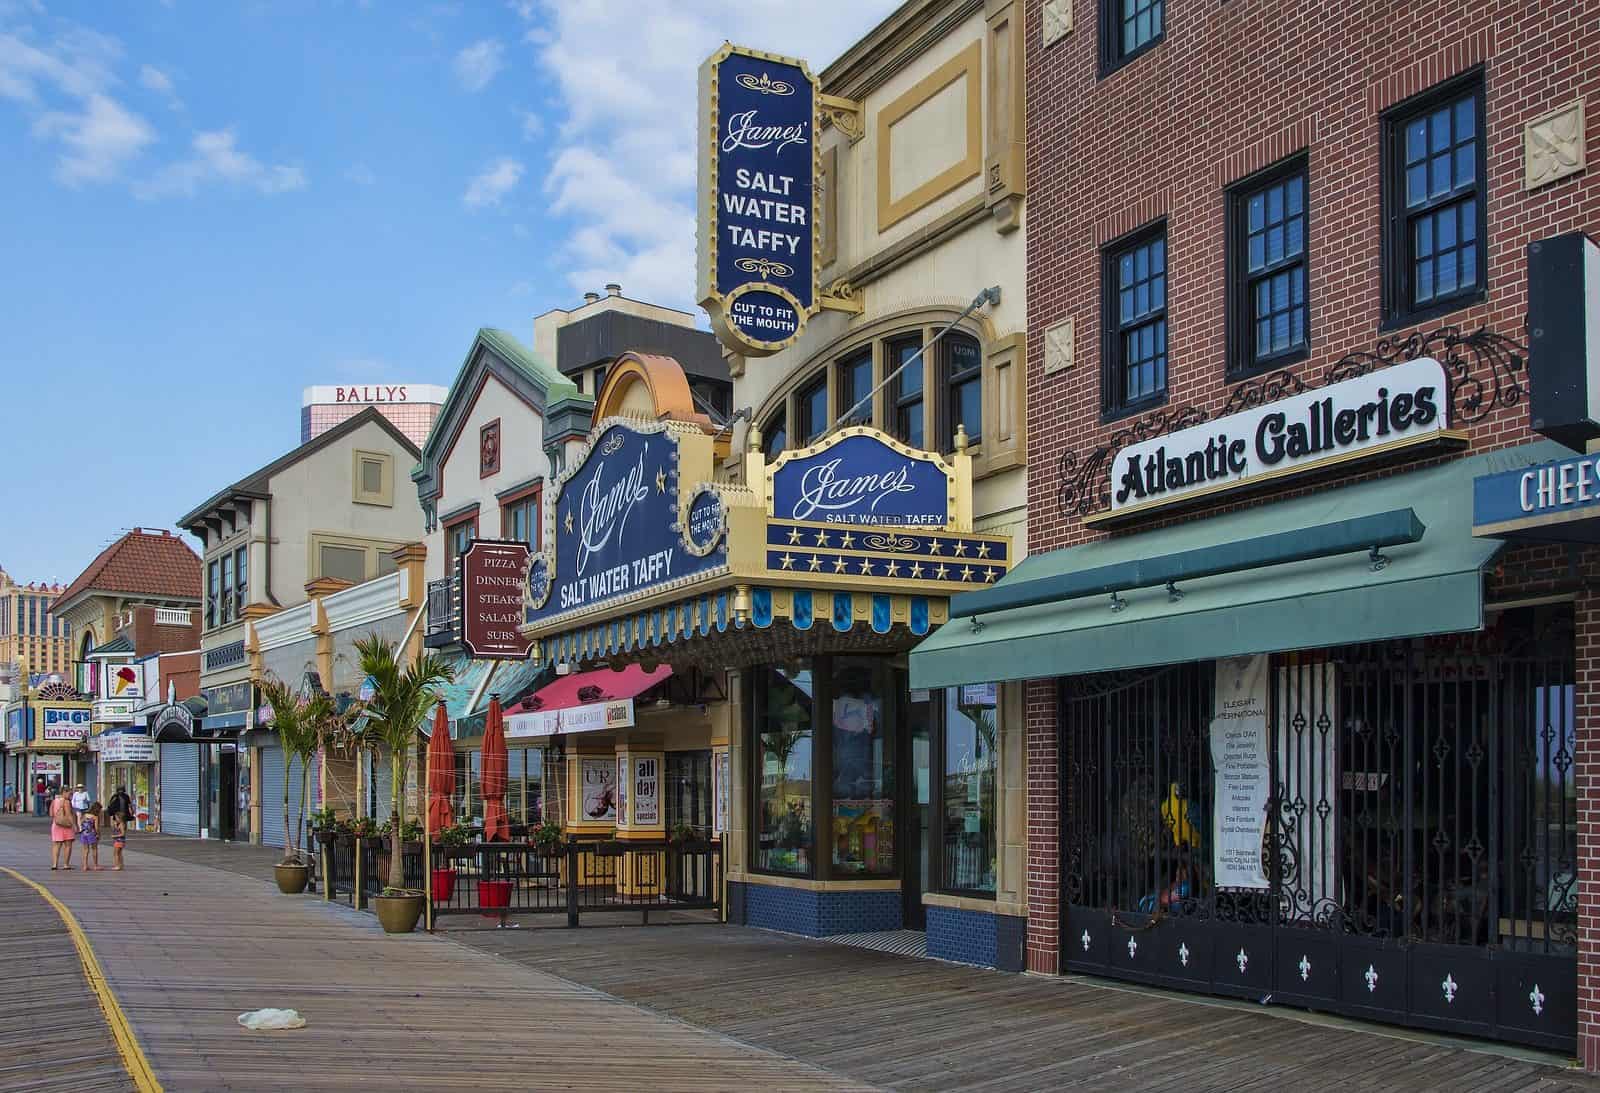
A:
[1061, 605, 1577, 1051]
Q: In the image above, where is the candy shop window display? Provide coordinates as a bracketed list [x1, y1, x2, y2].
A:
[755, 664, 814, 876]
[831, 659, 895, 877]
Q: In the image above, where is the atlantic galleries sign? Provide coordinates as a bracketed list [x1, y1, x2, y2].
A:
[458, 539, 533, 660]
[697, 44, 819, 356]
[1101, 358, 1456, 520]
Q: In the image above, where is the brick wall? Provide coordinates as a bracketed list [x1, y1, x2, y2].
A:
[1023, 0, 1600, 1013]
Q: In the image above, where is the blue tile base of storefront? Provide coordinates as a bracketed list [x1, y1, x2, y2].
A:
[925, 904, 1026, 971]
[730, 880, 902, 937]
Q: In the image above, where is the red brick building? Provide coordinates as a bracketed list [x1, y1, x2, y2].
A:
[910, 0, 1600, 1062]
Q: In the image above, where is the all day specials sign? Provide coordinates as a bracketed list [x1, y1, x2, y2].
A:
[698, 44, 818, 356]
[459, 539, 533, 660]
[1108, 357, 1451, 517]
[524, 423, 727, 626]
[770, 430, 952, 527]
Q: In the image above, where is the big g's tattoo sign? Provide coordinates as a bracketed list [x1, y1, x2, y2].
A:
[698, 44, 819, 356]
[524, 421, 729, 628]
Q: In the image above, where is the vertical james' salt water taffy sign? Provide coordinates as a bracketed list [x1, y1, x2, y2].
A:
[698, 44, 820, 356]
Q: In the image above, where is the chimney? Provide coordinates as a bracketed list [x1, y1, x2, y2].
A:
[583, 291, 600, 304]
[605, 282, 622, 297]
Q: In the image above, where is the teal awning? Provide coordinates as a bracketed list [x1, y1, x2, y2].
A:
[910, 442, 1567, 689]
[424, 652, 548, 739]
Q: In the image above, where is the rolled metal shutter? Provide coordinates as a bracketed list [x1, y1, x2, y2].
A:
[260, 745, 286, 848]
[158, 744, 200, 836]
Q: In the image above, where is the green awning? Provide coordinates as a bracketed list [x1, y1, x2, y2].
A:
[910, 442, 1567, 689]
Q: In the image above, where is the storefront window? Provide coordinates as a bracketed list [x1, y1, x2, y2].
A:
[940, 684, 997, 894]
[832, 658, 894, 876]
[509, 747, 543, 825]
[468, 749, 483, 824]
[755, 664, 813, 875]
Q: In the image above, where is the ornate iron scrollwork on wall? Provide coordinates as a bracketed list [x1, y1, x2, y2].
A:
[1056, 325, 1527, 519]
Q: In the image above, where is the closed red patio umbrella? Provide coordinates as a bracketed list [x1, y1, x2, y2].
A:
[426, 700, 455, 837]
[481, 694, 509, 842]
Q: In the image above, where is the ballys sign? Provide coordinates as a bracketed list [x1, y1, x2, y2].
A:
[525, 421, 729, 626]
[769, 428, 953, 527]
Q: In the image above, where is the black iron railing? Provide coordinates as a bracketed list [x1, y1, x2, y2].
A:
[430, 838, 722, 926]
[322, 833, 357, 906]
[361, 839, 424, 904]
[424, 577, 457, 647]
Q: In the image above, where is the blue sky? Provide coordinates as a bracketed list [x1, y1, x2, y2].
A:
[0, 0, 892, 584]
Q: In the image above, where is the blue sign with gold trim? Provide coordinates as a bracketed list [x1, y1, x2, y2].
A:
[527, 423, 727, 625]
[770, 431, 951, 527]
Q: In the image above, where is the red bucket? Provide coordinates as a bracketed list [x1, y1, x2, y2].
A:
[478, 879, 513, 909]
[431, 868, 456, 903]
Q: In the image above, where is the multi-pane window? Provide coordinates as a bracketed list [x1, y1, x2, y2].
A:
[837, 349, 873, 427]
[889, 337, 924, 448]
[1101, 0, 1163, 72]
[445, 516, 476, 570]
[1386, 78, 1485, 322]
[1102, 225, 1168, 416]
[762, 410, 787, 460]
[234, 547, 248, 611]
[798, 374, 828, 446]
[502, 490, 539, 548]
[219, 553, 234, 624]
[206, 560, 220, 629]
[1230, 160, 1309, 375]
[944, 333, 982, 450]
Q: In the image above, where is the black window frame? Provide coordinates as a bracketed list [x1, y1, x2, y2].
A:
[942, 331, 983, 452]
[1100, 220, 1170, 421]
[836, 348, 874, 428]
[1381, 70, 1488, 329]
[206, 560, 219, 629]
[1227, 154, 1311, 380]
[888, 335, 925, 448]
[796, 372, 829, 446]
[234, 546, 248, 613]
[932, 684, 999, 900]
[1099, 0, 1164, 76]
[761, 409, 787, 460]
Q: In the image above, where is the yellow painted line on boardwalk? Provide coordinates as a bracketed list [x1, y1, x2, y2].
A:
[0, 866, 163, 1092]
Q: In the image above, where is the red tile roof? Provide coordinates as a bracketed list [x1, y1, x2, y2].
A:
[55, 529, 202, 611]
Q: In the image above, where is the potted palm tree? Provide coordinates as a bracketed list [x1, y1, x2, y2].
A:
[355, 633, 453, 934]
[259, 675, 319, 894]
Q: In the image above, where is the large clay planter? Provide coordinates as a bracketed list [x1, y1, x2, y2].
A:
[274, 863, 309, 894]
[373, 893, 426, 934]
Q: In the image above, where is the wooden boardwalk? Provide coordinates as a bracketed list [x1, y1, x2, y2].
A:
[0, 823, 863, 1092]
[0, 870, 134, 1092]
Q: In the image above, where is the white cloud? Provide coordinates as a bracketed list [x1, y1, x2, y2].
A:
[518, 108, 542, 141]
[135, 128, 307, 199]
[453, 38, 503, 92]
[137, 63, 181, 109]
[463, 155, 522, 208]
[523, 1, 897, 309]
[34, 91, 154, 183]
[344, 162, 376, 185]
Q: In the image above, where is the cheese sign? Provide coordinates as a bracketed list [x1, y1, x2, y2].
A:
[698, 44, 818, 356]
[1107, 357, 1452, 516]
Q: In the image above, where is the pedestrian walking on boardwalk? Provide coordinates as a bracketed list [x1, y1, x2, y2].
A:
[109, 810, 127, 871]
[33, 777, 46, 817]
[49, 786, 76, 870]
[70, 782, 89, 823]
[107, 785, 132, 828]
[3, 782, 14, 814]
[78, 803, 102, 871]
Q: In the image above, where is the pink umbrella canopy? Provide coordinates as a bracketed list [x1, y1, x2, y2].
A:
[426, 700, 455, 837]
[481, 695, 509, 842]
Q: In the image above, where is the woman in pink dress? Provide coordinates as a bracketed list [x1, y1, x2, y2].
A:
[49, 787, 76, 870]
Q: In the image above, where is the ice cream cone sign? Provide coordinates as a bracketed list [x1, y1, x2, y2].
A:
[114, 666, 138, 695]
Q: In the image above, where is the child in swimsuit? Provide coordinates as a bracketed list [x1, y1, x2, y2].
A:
[78, 802, 102, 871]
[110, 812, 127, 870]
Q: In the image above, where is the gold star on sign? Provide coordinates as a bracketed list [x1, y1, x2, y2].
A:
[984, 567, 997, 582]
[927, 539, 942, 555]
[839, 531, 855, 549]
[960, 565, 974, 582]
[786, 526, 803, 545]
[833, 556, 849, 573]
[952, 540, 968, 557]
[655, 468, 666, 494]
[976, 541, 991, 559]
[779, 553, 795, 570]
[935, 563, 949, 580]
[909, 561, 924, 579]
[859, 557, 874, 575]
[564, 509, 574, 534]
[885, 559, 900, 577]
[815, 528, 830, 547]
[807, 555, 822, 572]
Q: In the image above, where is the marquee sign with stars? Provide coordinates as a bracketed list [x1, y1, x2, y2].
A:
[765, 521, 1007, 588]
[524, 420, 730, 630]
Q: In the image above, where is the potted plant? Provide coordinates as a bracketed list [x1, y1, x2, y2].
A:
[350, 816, 378, 840]
[532, 820, 563, 852]
[260, 675, 319, 893]
[355, 633, 453, 934]
[310, 807, 339, 845]
[432, 822, 470, 902]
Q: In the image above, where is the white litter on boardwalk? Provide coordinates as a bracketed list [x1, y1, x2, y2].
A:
[237, 1008, 306, 1031]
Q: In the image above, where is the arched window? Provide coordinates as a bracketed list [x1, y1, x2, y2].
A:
[943, 331, 982, 451]
[762, 409, 787, 459]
